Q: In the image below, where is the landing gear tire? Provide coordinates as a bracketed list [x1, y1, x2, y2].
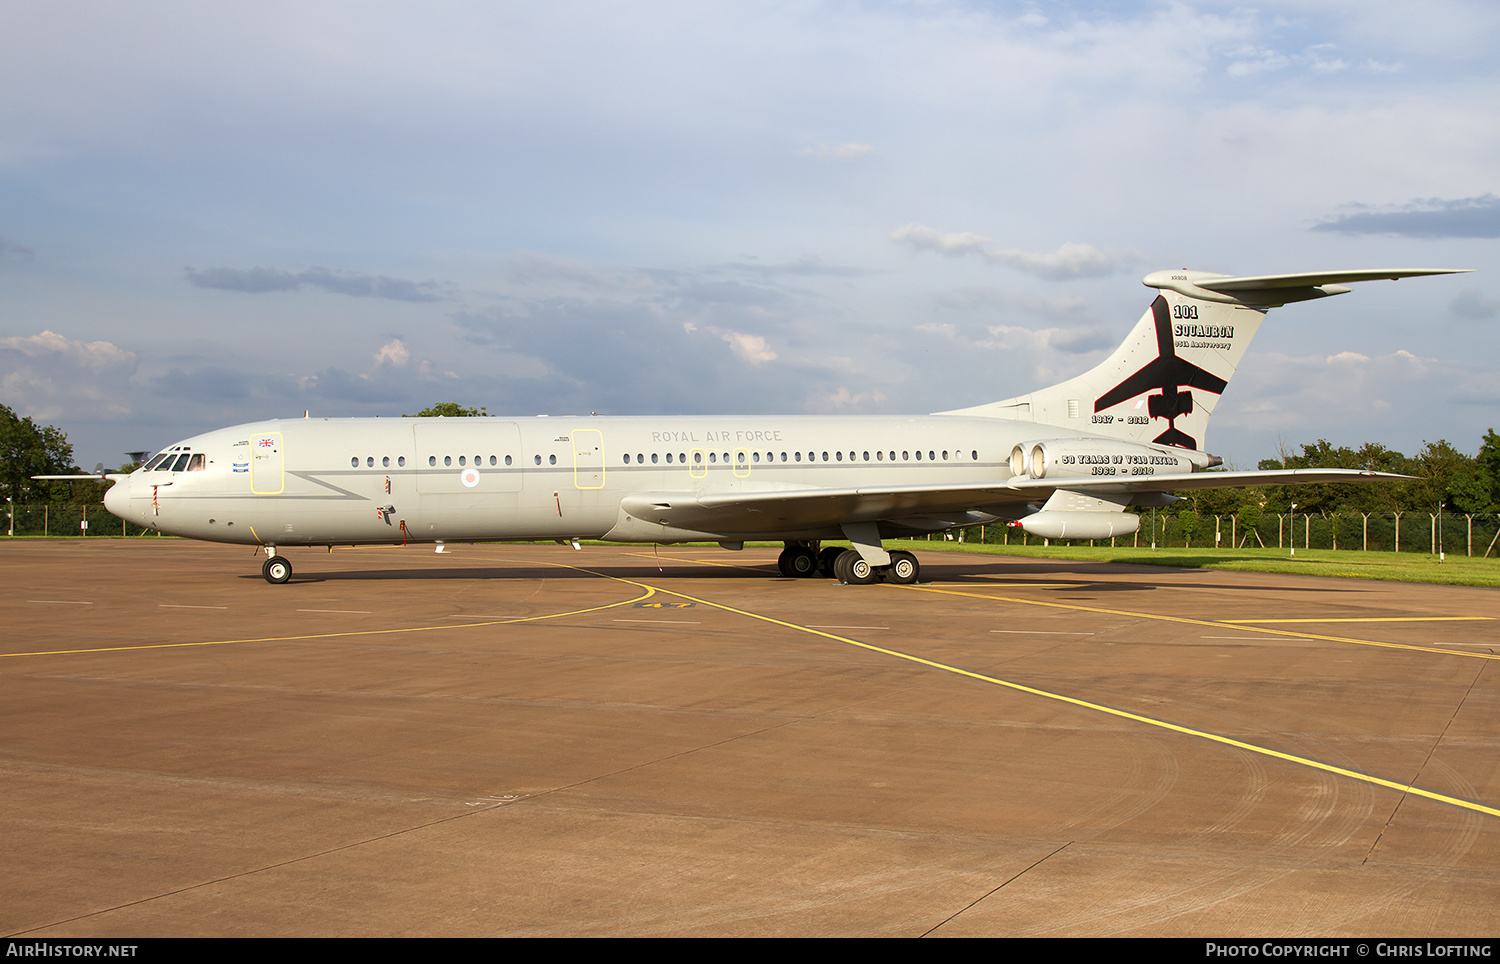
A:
[262, 556, 293, 584]
[837, 549, 879, 585]
[818, 546, 844, 578]
[778, 545, 818, 578]
[886, 550, 919, 585]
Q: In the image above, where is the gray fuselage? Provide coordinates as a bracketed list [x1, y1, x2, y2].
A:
[103, 414, 1089, 547]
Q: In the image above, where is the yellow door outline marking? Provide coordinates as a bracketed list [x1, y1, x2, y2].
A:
[571, 428, 605, 490]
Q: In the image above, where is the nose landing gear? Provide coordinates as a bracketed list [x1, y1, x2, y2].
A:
[261, 549, 293, 584]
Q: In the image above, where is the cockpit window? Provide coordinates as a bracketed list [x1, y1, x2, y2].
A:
[187, 454, 206, 471]
[142, 454, 171, 471]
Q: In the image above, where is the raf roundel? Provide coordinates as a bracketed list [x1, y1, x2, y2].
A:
[460, 467, 480, 488]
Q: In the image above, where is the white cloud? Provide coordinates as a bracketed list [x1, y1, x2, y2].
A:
[709, 328, 777, 365]
[0, 331, 138, 420]
[802, 142, 876, 160]
[891, 224, 1132, 280]
[373, 338, 410, 367]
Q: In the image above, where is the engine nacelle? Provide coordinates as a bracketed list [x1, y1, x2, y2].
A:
[1009, 439, 1211, 481]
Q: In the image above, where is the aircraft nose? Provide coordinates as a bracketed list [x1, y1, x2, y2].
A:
[103, 477, 128, 518]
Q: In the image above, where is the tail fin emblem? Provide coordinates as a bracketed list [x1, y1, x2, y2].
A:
[1093, 296, 1227, 448]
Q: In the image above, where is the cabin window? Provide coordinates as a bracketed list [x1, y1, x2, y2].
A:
[534, 455, 541, 465]
[752, 452, 760, 463]
[835, 451, 843, 461]
[443, 456, 451, 466]
[862, 451, 869, 461]
[694, 452, 703, 464]
[351, 457, 359, 468]
[902, 451, 909, 461]
[458, 456, 466, 466]
[622, 454, 631, 465]
[971, 450, 978, 460]
[399, 457, 406, 467]
[915, 451, 922, 461]
[504, 455, 512, 466]
[651, 453, 658, 464]
[794, 451, 801, 462]
[489, 456, 496, 466]
[382, 456, 390, 468]
[929, 451, 936, 461]
[549, 454, 556, 465]
[429, 456, 437, 467]
[679, 453, 686, 463]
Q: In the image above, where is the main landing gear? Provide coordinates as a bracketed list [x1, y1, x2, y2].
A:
[777, 543, 920, 585]
[261, 549, 293, 584]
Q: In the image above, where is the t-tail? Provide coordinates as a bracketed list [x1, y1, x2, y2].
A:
[940, 268, 1468, 452]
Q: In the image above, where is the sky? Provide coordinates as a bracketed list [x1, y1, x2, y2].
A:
[2, 0, 1497, 472]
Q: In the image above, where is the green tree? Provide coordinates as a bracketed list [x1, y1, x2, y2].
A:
[1177, 509, 1199, 547]
[1237, 502, 1263, 547]
[1450, 428, 1499, 513]
[404, 402, 489, 418]
[0, 404, 74, 503]
[1407, 439, 1481, 514]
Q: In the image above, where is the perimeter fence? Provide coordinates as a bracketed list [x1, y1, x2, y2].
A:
[945, 511, 1500, 557]
[8, 504, 1500, 557]
[4, 503, 158, 538]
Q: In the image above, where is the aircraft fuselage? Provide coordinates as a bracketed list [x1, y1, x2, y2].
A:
[104, 414, 1061, 547]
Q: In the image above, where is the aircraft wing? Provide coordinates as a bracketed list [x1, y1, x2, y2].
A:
[1005, 467, 1415, 495]
[620, 468, 1411, 535]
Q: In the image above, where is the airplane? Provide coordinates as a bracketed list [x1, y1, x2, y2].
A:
[91, 267, 1464, 585]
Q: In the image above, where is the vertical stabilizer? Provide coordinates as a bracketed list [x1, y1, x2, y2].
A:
[938, 267, 1467, 451]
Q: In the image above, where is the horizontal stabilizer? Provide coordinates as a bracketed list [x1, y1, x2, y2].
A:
[1145, 268, 1469, 307]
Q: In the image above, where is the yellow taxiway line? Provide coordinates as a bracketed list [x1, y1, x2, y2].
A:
[0, 583, 658, 659]
[567, 571, 1500, 821]
[907, 584, 1500, 661]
